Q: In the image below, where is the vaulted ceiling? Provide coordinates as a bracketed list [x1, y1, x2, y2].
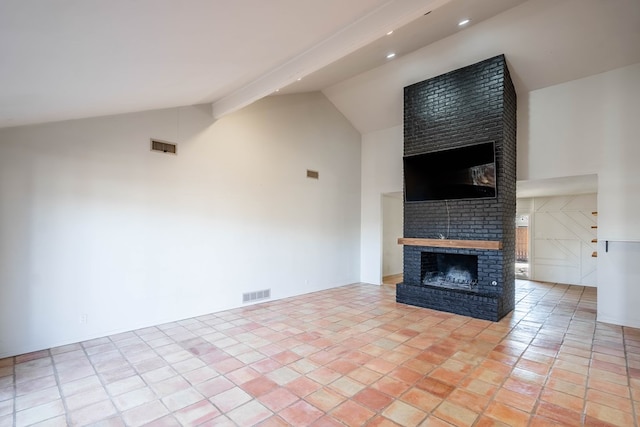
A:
[1, 0, 638, 132]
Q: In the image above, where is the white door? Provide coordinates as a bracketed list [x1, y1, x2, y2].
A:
[532, 194, 597, 286]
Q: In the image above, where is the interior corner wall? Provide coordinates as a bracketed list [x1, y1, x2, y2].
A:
[0, 92, 362, 358]
[521, 62, 640, 327]
[382, 195, 403, 277]
[360, 126, 403, 284]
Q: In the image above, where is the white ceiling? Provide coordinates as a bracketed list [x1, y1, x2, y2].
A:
[322, 0, 640, 134]
[275, 0, 528, 96]
[0, 0, 638, 132]
[517, 175, 598, 199]
[0, 0, 437, 128]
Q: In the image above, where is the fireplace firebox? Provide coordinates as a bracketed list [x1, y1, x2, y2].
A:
[422, 252, 478, 290]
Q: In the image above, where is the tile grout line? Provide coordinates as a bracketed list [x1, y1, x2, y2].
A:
[77, 339, 119, 425]
[11, 356, 15, 427]
[104, 331, 157, 425]
[49, 348, 74, 427]
[574, 284, 593, 426]
[623, 326, 639, 427]
[500, 282, 560, 425]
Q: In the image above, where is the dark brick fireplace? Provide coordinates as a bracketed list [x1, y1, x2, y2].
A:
[396, 55, 517, 321]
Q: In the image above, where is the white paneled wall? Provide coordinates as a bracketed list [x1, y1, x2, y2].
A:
[531, 194, 597, 286]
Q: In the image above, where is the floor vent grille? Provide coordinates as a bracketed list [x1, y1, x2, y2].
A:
[242, 289, 271, 304]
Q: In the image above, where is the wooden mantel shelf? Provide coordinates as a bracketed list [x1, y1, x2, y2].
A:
[398, 238, 502, 250]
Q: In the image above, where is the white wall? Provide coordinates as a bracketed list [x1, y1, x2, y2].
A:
[0, 92, 362, 357]
[530, 194, 597, 287]
[523, 63, 640, 327]
[360, 126, 403, 284]
[382, 194, 403, 276]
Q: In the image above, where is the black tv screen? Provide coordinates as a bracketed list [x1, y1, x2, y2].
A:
[404, 142, 496, 202]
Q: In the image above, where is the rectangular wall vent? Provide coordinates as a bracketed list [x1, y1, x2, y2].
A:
[242, 289, 271, 304]
[306, 169, 319, 179]
[151, 139, 177, 154]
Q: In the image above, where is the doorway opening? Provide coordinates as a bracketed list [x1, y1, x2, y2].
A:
[382, 192, 403, 286]
[516, 214, 530, 279]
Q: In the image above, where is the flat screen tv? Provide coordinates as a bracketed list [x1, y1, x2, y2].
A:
[404, 142, 496, 202]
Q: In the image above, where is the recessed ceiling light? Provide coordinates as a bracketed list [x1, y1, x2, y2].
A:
[274, 89, 280, 92]
[386, 30, 394, 36]
[386, 53, 396, 59]
[297, 77, 302, 81]
[458, 19, 470, 26]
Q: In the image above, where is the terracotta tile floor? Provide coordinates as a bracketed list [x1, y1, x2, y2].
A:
[1, 280, 640, 426]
